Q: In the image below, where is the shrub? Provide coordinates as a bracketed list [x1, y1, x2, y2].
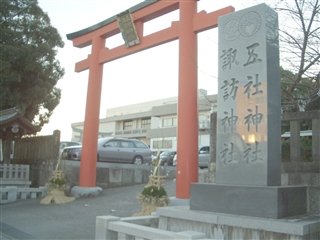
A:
[281, 139, 291, 162]
[141, 186, 168, 199]
[281, 137, 313, 162]
[137, 185, 170, 206]
[47, 175, 67, 190]
[300, 137, 313, 162]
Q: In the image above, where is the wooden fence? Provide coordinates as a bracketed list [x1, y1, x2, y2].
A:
[281, 110, 319, 162]
[7, 130, 60, 187]
[11, 130, 60, 164]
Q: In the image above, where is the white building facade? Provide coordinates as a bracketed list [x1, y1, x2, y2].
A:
[71, 90, 217, 151]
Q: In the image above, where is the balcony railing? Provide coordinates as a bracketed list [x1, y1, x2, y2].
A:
[115, 128, 148, 136]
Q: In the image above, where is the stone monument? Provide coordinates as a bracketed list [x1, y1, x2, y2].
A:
[190, 4, 306, 219]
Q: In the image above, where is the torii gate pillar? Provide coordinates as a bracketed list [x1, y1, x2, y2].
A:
[67, 0, 234, 198]
[176, 0, 198, 198]
[78, 37, 105, 188]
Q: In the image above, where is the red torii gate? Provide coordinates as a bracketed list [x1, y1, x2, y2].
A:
[67, 0, 234, 199]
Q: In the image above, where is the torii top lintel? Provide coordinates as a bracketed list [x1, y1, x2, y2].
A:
[66, 0, 234, 73]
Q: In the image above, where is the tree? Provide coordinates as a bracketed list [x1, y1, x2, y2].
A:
[0, 0, 64, 128]
[280, 68, 319, 112]
[274, 0, 320, 112]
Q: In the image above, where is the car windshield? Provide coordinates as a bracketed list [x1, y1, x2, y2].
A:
[134, 141, 148, 148]
[98, 138, 112, 145]
[160, 151, 171, 156]
[70, 142, 79, 146]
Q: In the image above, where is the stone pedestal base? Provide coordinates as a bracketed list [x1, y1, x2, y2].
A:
[169, 197, 190, 206]
[156, 206, 320, 239]
[71, 186, 102, 198]
[190, 184, 306, 219]
[133, 203, 164, 216]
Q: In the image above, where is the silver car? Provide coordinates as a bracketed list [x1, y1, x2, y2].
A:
[198, 146, 210, 169]
[173, 146, 210, 168]
[59, 141, 81, 156]
[62, 137, 152, 165]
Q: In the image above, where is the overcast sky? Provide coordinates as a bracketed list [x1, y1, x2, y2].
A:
[38, 0, 258, 140]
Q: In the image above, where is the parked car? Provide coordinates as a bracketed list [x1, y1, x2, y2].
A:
[61, 145, 81, 161]
[62, 137, 152, 165]
[159, 151, 176, 166]
[59, 141, 81, 156]
[151, 151, 163, 165]
[173, 154, 177, 166]
[198, 146, 210, 169]
[172, 146, 210, 168]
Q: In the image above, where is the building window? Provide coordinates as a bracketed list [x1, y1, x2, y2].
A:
[141, 118, 151, 129]
[162, 118, 170, 127]
[123, 121, 132, 130]
[173, 117, 177, 126]
[162, 117, 177, 127]
[153, 140, 172, 149]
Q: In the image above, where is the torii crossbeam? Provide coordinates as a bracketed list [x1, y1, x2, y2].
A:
[67, 0, 234, 199]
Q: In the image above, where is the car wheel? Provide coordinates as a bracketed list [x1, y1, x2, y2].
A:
[133, 156, 143, 165]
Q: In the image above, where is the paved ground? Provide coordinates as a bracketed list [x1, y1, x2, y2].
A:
[0, 170, 205, 240]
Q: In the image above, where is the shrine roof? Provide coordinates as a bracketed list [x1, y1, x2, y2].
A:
[66, 0, 158, 40]
[0, 107, 41, 136]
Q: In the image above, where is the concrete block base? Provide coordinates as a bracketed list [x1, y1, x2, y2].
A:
[156, 206, 320, 239]
[169, 197, 190, 206]
[71, 186, 102, 198]
[190, 183, 307, 219]
[7, 187, 17, 203]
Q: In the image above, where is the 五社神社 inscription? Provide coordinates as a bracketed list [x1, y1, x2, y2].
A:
[216, 4, 281, 186]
